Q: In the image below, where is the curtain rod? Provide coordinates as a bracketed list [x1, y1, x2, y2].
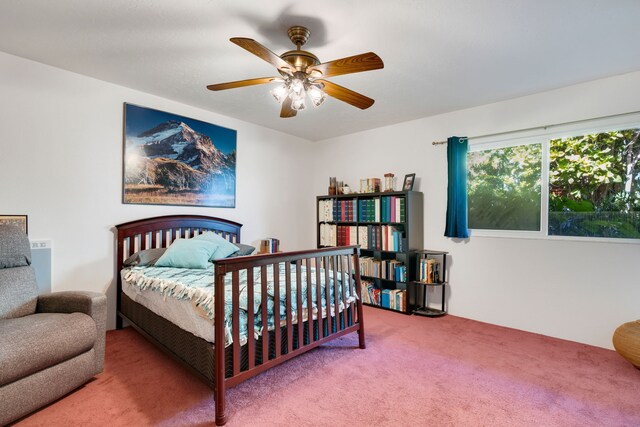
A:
[431, 110, 640, 145]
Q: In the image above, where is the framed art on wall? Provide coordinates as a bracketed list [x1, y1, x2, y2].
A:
[0, 215, 28, 235]
[123, 103, 237, 208]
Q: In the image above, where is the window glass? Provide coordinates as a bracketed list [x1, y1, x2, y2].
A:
[549, 129, 640, 238]
[468, 143, 542, 231]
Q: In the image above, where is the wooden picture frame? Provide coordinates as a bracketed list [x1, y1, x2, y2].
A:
[402, 173, 416, 191]
[0, 215, 28, 235]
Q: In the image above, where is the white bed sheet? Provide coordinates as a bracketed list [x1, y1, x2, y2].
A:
[122, 275, 216, 343]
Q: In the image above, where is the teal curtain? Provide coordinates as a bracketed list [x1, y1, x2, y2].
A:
[444, 136, 469, 238]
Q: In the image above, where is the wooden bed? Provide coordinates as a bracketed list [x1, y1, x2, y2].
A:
[115, 215, 365, 425]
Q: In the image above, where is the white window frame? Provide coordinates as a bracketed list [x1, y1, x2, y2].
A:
[467, 113, 640, 244]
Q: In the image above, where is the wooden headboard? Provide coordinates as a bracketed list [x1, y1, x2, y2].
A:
[114, 214, 242, 327]
[115, 215, 242, 260]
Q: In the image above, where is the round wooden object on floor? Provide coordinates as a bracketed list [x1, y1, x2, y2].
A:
[613, 320, 640, 369]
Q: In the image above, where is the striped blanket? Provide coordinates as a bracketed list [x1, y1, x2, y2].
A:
[122, 263, 354, 346]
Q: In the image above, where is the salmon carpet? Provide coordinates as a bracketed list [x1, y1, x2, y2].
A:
[14, 306, 640, 427]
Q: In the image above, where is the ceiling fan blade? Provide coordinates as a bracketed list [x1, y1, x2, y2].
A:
[206, 77, 278, 91]
[316, 79, 375, 110]
[230, 38, 293, 74]
[307, 52, 383, 78]
[280, 97, 297, 118]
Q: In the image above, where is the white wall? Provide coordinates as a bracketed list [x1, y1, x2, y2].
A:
[312, 71, 640, 349]
[0, 51, 315, 329]
[3, 48, 638, 349]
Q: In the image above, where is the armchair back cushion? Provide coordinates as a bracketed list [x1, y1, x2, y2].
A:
[0, 225, 38, 319]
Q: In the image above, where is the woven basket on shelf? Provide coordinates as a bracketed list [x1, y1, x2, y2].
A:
[613, 320, 640, 369]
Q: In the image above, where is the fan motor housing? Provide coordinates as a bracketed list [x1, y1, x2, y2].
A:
[280, 50, 320, 72]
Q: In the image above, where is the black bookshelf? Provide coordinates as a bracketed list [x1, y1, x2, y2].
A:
[411, 250, 448, 317]
[317, 190, 423, 314]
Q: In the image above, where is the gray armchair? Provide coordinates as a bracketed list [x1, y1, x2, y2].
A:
[0, 225, 106, 425]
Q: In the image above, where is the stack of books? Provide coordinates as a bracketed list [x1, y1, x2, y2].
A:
[335, 199, 358, 221]
[358, 199, 380, 222]
[318, 199, 334, 222]
[418, 258, 440, 283]
[380, 196, 406, 223]
[361, 281, 406, 312]
[379, 225, 406, 251]
[259, 238, 280, 254]
[359, 257, 406, 281]
[319, 223, 337, 246]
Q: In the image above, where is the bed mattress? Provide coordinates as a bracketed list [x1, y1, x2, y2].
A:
[121, 263, 354, 347]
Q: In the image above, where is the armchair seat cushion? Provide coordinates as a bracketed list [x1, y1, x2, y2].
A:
[0, 312, 97, 386]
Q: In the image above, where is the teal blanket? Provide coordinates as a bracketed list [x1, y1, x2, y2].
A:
[122, 263, 354, 346]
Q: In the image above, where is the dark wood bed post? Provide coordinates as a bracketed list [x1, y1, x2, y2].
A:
[353, 248, 366, 349]
[214, 263, 228, 426]
[115, 228, 125, 330]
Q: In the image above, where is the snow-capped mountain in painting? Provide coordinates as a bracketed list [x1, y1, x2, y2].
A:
[123, 105, 236, 207]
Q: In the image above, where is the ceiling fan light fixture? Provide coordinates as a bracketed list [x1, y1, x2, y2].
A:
[290, 78, 305, 96]
[270, 84, 288, 103]
[291, 96, 306, 111]
[307, 84, 327, 107]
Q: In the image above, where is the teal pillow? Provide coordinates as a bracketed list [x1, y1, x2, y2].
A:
[155, 239, 218, 269]
[194, 232, 240, 260]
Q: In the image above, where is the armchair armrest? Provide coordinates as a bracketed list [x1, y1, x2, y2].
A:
[37, 291, 105, 316]
[37, 291, 107, 373]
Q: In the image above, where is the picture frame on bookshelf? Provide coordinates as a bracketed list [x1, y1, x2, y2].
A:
[402, 173, 416, 191]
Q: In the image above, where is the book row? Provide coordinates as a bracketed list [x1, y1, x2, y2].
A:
[380, 196, 406, 223]
[361, 281, 407, 312]
[359, 256, 408, 282]
[318, 199, 358, 222]
[319, 224, 406, 252]
[317, 197, 406, 224]
[259, 238, 280, 254]
[418, 258, 441, 283]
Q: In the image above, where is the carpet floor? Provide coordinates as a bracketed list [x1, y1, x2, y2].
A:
[14, 307, 640, 427]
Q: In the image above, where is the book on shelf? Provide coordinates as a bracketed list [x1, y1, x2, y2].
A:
[319, 223, 337, 246]
[337, 199, 357, 222]
[318, 199, 334, 222]
[380, 196, 406, 223]
[359, 256, 406, 281]
[259, 238, 280, 254]
[361, 281, 406, 312]
[418, 258, 441, 283]
[358, 226, 368, 249]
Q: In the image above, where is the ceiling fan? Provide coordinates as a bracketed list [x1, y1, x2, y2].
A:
[206, 26, 384, 118]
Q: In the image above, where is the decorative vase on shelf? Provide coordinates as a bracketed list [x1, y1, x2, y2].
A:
[384, 173, 395, 192]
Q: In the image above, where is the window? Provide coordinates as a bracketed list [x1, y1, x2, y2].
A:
[549, 129, 640, 238]
[468, 143, 542, 231]
[467, 118, 640, 240]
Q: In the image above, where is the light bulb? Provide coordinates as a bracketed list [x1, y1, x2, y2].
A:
[270, 84, 288, 104]
[290, 79, 304, 96]
[307, 85, 327, 107]
[291, 97, 306, 111]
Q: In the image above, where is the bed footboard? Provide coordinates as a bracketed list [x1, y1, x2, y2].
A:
[213, 246, 365, 426]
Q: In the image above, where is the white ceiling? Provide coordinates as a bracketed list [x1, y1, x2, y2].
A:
[1, 0, 640, 141]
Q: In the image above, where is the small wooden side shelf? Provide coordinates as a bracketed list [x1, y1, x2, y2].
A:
[411, 250, 448, 317]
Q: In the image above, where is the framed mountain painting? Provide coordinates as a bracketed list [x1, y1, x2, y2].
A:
[123, 103, 237, 208]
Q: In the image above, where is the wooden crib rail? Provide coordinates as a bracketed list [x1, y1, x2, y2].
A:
[212, 245, 364, 425]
